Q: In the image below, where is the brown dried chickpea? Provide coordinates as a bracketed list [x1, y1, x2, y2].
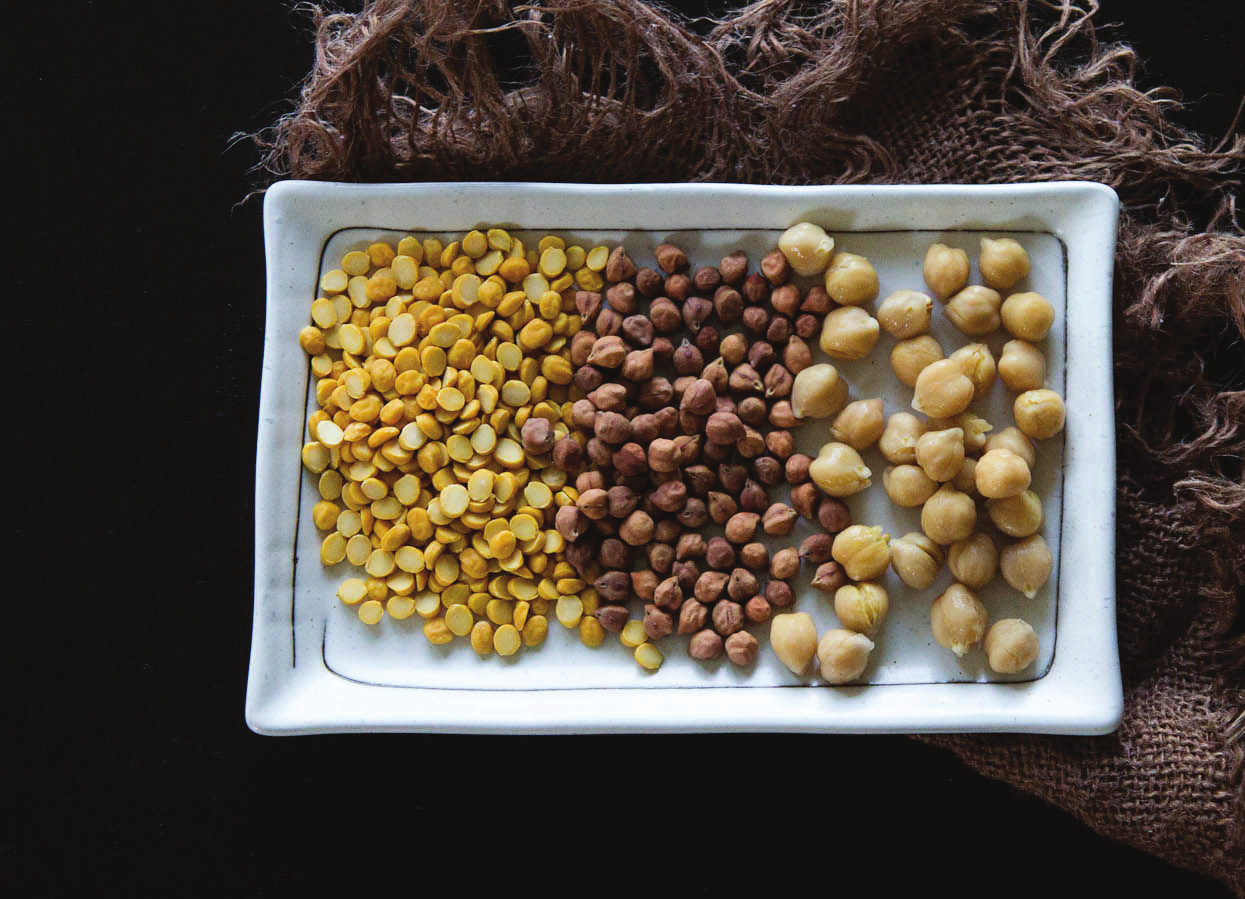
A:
[923, 243, 969, 299]
[890, 335, 944, 387]
[831, 525, 891, 581]
[978, 237, 1030, 289]
[883, 465, 939, 507]
[1014, 389, 1066, 439]
[823, 252, 879, 306]
[890, 532, 943, 589]
[998, 340, 1046, 393]
[915, 428, 965, 482]
[1001, 291, 1055, 341]
[985, 426, 1036, 469]
[912, 359, 974, 418]
[879, 412, 926, 465]
[944, 285, 1002, 336]
[830, 399, 885, 451]
[975, 448, 1031, 498]
[987, 490, 1044, 538]
[948, 343, 996, 399]
[1000, 534, 1053, 598]
[818, 629, 874, 684]
[984, 618, 1040, 673]
[947, 532, 998, 590]
[876, 290, 933, 338]
[834, 582, 889, 639]
[820, 306, 880, 360]
[921, 483, 977, 545]
[930, 583, 989, 657]
[809, 442, 872, 496]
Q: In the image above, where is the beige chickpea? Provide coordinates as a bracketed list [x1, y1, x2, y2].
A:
[883, 465, 939, 507]
[930, 583, 989, 657]
[923, 243, 969, 299]
[817, 629, 875, 684]
[820, 306, 880, 360]
[945, 285, 1002, 336]
[1001, 291, 1055, 341]
[778, 222, 836, 276]
[809, 442, 872, 496]
[975, 448, 1032, 498]
[984, 618, 1039, 673]
[832, 525, 892, 581]
[931, 412, 992, 456]
[830, 398, 885, 450]
[1014, 389, 1066, 440]
[877, 290, 933, 338]
[791, 363, 849, 419]
[952, 457, 978, 495]
[891, 335, 945, 387]
[998, 340, 1046, 392]
[921, 483, 977, 545]
[834, 582, 890, 638]
[986, 490, 1044, 538]
[1000, 534, 1053, 598]
[948, 343, 996, 399]
[947, 532, 998, 590]
[769, 612, 819, 675]
[916, 427, 965, 482]
[984, 426, 1036, 468]
[879, 412, 926, 464]
[912, 359, 974, 418]
[890, 532, 943, 589]
[823, 252, 879, 306]
[978, 237, 1030, 289]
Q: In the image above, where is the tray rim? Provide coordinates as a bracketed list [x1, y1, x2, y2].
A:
[248, 180, 1121, 736]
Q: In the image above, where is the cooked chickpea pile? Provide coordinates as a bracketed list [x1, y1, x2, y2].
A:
[298, 223, 1059, 682]
[300, 228, 608, 657]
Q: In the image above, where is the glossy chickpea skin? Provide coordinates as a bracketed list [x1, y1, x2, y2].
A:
[770, 612, 819, 675]
[1014, 389, 1066, 439]
[831, 525, 892, 581]
[820, 306, 880, 360]
[1001, 291, 1055, 341]
[818, 629, 875, 684]
[945, 285, 1002, 336]
[778, 222, 835, 276]
[923, 243, 969, 299]
[978, 237, 1030, 289]
[921, 483, 977, 545]
[947, 532, 998, 590]
[791, 363, 849, 419]
[830, 399, 885, 451]
[912, 359, 974, 418]
[883, 464, 939, 507]
[915, 427, 965, 482]
[810, 442, 873, 496]
[998, 340, 1046, 392]
[930, 583, 989, 657]
[975, 448, 1031, 498]
[987, 490, 1044, 538]
[891, 335, 944, 387]
[877, 290, 933, 338]
[984, 618, 1040, 673]
[948, 343, 996, 399]
[879, 412, 926, 465]
[834, 582, 889, 638]
[890, 532, 943, 589]
[823, 252, 879, 306]
[1000, 534, 1053, 598]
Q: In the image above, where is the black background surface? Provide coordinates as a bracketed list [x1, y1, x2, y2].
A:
[7, 2, 1241, 896]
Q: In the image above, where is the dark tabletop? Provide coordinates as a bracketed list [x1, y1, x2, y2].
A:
[8, 1, 1241, 895]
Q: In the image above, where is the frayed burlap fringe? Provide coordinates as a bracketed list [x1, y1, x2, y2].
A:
[253, 1, 1243, 891]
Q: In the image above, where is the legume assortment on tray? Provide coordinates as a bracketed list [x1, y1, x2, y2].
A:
[297, 221, 1064, 682]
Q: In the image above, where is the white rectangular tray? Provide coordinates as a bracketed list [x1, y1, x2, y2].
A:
[249, 181, 1121, 735]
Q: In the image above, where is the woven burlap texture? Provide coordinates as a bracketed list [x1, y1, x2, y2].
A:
[256, 1, 1244, 892]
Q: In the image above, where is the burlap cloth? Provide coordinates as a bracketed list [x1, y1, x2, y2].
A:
[255, 0, 1244, 890]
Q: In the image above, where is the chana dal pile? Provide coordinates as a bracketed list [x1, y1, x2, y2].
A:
[298, 222, 1063, 680]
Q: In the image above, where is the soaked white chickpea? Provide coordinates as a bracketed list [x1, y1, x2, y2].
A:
[921, 483, 977, 545]
[986, 490, 1044, 538]
[912, 359, 974, 418]
[915, 427, 965, 482]
[978, 237, 1030, 289]
[984, 618, 1040, 673]
[876, 290, 933, 338]
[891, 335, 945, 387]
[998, 339, 1046, 392]
[883, 464, 939, 507]
[948, 343, 996, 399]
[1000, 534, 1053, 598]
[830, 398, 885, 450]
[879, 412, 926, 465]
[820, 306, 880, 360]
[930, 583, 989, 657]
[944, 285, 1002, 336]
[947, 532, 998, 590]
[834, 582, 890, 639]
[975, 448, 1032, 498]
[1014, 389, 1066, 440]
[984, 426, 1036, 469]
[890, 532, 943, 589]
[817, 629, 875, 684]
[778, 222, 836, 276]
[1001, 291, 1055, 342]
[823, 252, 879, 306]
[923, 243, 969, 299]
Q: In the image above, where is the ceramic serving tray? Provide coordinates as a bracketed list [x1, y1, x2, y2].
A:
[248, 181, 1121, 735]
